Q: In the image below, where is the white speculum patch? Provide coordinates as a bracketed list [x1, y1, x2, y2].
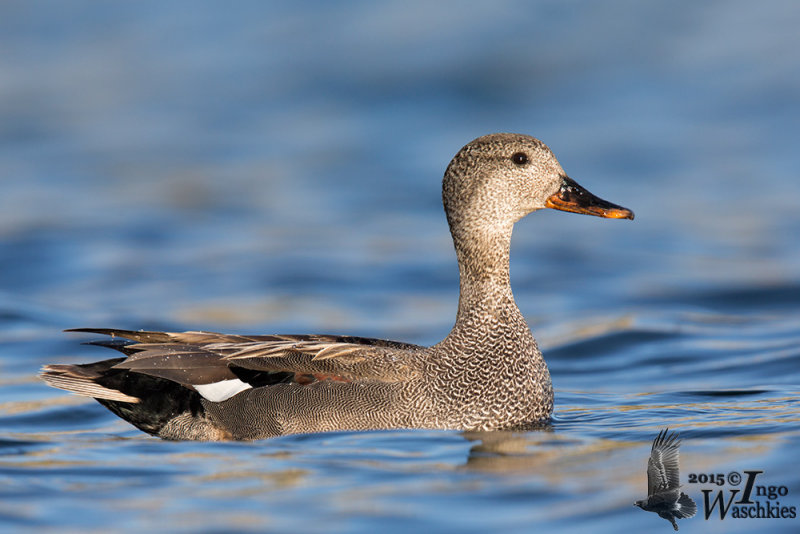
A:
[194, 379, 252, 402]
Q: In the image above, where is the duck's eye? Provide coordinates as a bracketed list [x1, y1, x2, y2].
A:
[511, 152, 528, 166]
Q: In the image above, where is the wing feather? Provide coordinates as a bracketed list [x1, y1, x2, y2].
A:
[65, 328, 424, 391]
[646, 428, 683, 495]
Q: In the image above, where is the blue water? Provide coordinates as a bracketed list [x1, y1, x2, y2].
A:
[2, 2, 799, 532]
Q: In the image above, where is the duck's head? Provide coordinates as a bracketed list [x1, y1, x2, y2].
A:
[442, 133, 634, 232]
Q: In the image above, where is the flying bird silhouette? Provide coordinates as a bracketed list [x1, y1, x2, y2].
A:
[634, 428, 697, 530]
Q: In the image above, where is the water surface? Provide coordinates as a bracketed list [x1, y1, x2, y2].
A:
[1, 2, 799, 532]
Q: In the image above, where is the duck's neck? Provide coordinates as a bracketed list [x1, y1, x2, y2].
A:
[450, 221, 520, 325]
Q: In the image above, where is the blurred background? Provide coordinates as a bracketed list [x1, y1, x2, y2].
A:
[1, 1, 798, 533]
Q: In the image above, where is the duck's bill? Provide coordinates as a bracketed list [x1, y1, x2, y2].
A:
[545, 177, 634, 220]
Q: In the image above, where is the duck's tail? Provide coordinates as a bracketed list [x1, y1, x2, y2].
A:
[41, 359, 139, 403]
[40, 359, 218, 439]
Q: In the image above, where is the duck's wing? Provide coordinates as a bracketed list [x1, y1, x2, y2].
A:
[646, 428, 683, 496]
[52, 328, 424, 403]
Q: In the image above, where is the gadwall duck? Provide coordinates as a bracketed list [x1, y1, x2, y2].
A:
[41, 133, 633, 441]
